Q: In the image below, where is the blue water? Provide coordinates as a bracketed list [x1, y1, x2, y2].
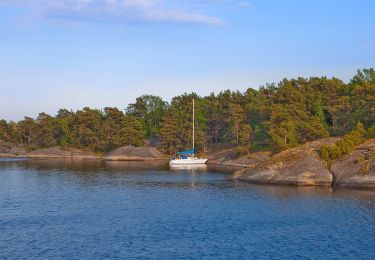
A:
[1, 159, 375, 259]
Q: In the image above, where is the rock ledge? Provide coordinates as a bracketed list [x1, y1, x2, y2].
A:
[27, 147, 100, 159]
[233, 138, 339, 186]
[330, 139, 375, 188]
[104, 146, 164, 161]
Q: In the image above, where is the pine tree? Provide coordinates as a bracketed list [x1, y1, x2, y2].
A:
[0, 120, 17, 143]
[35, 112, 57, 147]
[159, 108, 180, 153]
[101, 107, 125, 151]
[120, 115, 144, 146]
[72, 107, 102, 151]
[56, 109, 74, 146]
[17, 117, 37, 145]
[239, 125, 252, 150]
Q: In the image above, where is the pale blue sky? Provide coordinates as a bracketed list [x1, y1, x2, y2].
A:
[0, 0, 374, 121]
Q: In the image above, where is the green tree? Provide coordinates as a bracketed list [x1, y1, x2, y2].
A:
[119, 115, 144, 146]
[17, 117, 37, 145]
[204, 93, 225, 144]
[320, 122, 366, 161]
[169, 93, 204, 150]
[101, 107, 126, 151]
[366, 124, 375, 138]
[71, 107, 102, 151]
[349, 71, 375, 128]
[350, 68, 375, 85]
[0, 68, 374, 155]
[226, 103, 246, 146]
[35, 112, 57, 147]
[56, 109, 75, 146]
[159, 107, 181, 153]
[238, 124, 252, 154]
[127, 95, 168, 137]
[0, 120, 17, 143]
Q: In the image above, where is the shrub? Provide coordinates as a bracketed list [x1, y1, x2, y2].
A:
[319, 124, 365, 161]
[235, 146, 249, 157]
[360, 162, 370, 175]
[356, 155, 366, 164]
[26, 145, 38, 152]
[366, 124, 375, 139]
[329, 144, 343, 159]
[320, 145, 331, 161]
[355, 121, 366, 136]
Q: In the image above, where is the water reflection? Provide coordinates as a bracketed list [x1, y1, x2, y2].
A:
[104, 160, 169, 171]
[1, 158, 375, 259]
[169, 164, 207, 171]
[1, 158, 375, 200]
[0, 158, 169, 172]
[232, 180, 334, 198]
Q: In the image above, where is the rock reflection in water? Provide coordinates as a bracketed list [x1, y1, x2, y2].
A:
[1, 158, 375, 259]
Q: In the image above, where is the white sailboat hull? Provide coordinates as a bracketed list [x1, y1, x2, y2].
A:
[169, 158, 207, 166]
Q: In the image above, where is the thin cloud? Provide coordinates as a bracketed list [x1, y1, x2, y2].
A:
[0, 0, 224, 25]
[237, 1, 252, 8]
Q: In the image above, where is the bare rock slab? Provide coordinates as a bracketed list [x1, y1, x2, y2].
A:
[207, 148, 271, 168]
[234, 138, 339, 186]
[104, 146, 164, 161]
[331, 139, 375, 188]
[0, 142, 27, 157]
[27, 147, 100, 159]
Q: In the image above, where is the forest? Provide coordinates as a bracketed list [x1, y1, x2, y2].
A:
[0, 68, 374, 155]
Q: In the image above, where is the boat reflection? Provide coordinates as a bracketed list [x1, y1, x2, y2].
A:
[169, 164, 208, 171]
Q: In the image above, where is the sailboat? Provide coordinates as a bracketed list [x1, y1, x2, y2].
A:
[169, 99, 208, 166]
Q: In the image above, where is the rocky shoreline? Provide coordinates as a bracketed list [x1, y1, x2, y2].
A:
[233, 138, 375, 189]
[0, 145, 101, 159]
[330, 139, 375, 188]
[1, 139, 375, 189]
[104, 146, 165, 161]
[0, 144, 165, 161]
[206, 148, 272, 168]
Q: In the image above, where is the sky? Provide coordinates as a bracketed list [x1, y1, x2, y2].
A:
[0, 0, 374, 121]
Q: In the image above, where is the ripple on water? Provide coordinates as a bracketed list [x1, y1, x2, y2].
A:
[0, 159, 375, 258]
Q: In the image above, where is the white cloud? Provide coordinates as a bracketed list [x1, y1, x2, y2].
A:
[0, 0, 224, 25]
[237, 1, 252, 8]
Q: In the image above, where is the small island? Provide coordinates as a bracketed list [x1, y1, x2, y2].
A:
[1, 68, 374, 189]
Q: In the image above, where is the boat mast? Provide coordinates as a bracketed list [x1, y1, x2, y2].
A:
[193, 98, 195, 154]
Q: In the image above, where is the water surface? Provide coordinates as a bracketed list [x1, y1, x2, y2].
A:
[1, 159, 375, 259]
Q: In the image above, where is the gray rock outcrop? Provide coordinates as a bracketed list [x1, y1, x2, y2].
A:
[27, 147, 99, 159]
[330, 139, 375, 188]
[104, 146, 164, 161]
[0, 142, 27, 157]
[234, 138, 339, 186]
[207, 148, 272, 168]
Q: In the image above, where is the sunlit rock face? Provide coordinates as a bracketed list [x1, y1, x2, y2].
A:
[104, 145, 164, 161]
[233, 138, 339, 186]
[27, 147, 100, 159]
[331, 139, 375, 188]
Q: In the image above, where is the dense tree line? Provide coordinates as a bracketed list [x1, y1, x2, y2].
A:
[0, 69, 374, 154]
